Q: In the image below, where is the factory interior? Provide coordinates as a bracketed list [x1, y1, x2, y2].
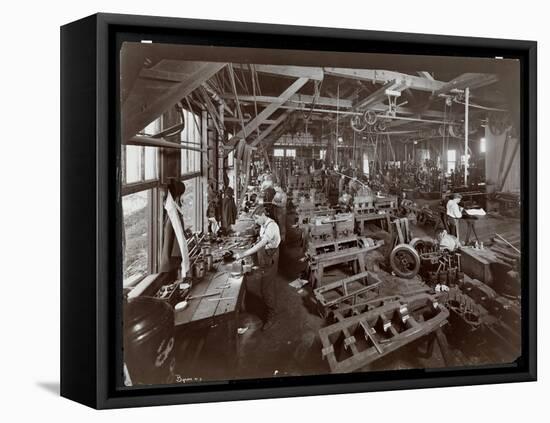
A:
[121, 43, 522, 386]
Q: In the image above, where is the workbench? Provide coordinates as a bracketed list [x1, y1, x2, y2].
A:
[174, 258, 247, 375]
[174, 262, 245, 329]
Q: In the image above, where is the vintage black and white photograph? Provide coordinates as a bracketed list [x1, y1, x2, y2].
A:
[120, 42, 522, 386]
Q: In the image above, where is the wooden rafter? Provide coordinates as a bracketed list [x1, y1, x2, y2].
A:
[250, 111, 291, 147]
[229, 77, 309, 145]
[352, 80, 409, 111]
[434, 73, 499, 96]
[324, 68, 446, 93]
[234, 64, 323, 81]
[123, 62, 226, 141]
[219, 93, 353, 109]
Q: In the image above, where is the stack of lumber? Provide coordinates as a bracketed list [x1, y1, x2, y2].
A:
[489, 232, 520, 268]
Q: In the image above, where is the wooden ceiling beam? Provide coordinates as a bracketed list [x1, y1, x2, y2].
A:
[250, 111, 291, 147]
[229, 77, 309, 145]
[123, 62, 226, 141]
[219, 93, 353, 108]
[234, 64, 324, 81]
[324, 68, 446, 93]
[352, 80, 409, 111]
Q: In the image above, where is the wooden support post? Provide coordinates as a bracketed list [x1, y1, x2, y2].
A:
[498, 137, 520, 192]
[464, 87, 470, 186]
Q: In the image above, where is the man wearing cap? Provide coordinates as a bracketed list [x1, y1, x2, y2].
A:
[234, 205, 281, 331]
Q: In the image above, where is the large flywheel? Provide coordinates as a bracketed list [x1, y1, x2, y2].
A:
[390, 243, 421, 279]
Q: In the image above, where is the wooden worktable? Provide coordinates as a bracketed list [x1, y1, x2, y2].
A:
[175, 261, 246, 329]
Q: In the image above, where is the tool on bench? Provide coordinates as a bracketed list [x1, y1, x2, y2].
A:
[187, 291, 221, 300]
[207, 297, 236, 302]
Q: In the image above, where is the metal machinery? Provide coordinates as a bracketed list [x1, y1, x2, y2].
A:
[438, 278, 521, 359]
[389, 237, 463, 282]
[399, 199, 440, 226]
[388, 237, 521, 360]
[303, 213, 383, 288]
[374, 194, 398, 215]
[353, 189, 392, 235]
[293, 188, 327, 209]
[288, 174, 313, 191]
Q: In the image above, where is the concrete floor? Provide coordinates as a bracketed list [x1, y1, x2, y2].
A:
[174, 210, 521, 382]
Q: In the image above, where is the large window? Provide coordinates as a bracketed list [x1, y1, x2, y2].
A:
[122, 190, 152, 286]
[286, 148, 296, 158]
[274, 148, 285, 157]
[181, 109, 202, 175]
[320, 149, 326, 160]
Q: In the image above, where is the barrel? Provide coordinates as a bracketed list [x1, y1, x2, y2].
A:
[123, 297, 176, 386]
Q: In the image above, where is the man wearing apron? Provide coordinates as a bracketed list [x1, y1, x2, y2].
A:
[234, 205, 281, 331]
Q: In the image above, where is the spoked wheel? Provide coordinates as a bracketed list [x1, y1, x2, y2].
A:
[390, 243, 421, 279]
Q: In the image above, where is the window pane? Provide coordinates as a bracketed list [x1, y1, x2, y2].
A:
[181, 109, 202, 176]
[143, 119, 160, 136]
[181, 179, 197, 232]
[123, 190, 150, 285]
[126, 145, 142, 184]
[286, 149, 296, 158]
[144, 147, 157, 180]
[274, 149, 285, 157]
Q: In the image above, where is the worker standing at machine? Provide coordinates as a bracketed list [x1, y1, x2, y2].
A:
[446, 193, 463, 240]
[234, 205, 281, 331]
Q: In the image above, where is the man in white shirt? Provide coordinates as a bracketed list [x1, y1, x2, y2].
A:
[273, 185, 287, 243]
[446, 193, 463, 240]
[234, 205, 281, 330]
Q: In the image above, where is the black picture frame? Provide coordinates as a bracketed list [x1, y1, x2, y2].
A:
[60, 12, 537, 409]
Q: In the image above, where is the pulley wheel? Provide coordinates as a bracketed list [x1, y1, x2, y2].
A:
[351, 114, 367, 132]
[390, 243, 421, 279]
[364, 110, 378, 126]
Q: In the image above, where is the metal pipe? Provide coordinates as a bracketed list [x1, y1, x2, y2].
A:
[127, 135, 205, 152]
